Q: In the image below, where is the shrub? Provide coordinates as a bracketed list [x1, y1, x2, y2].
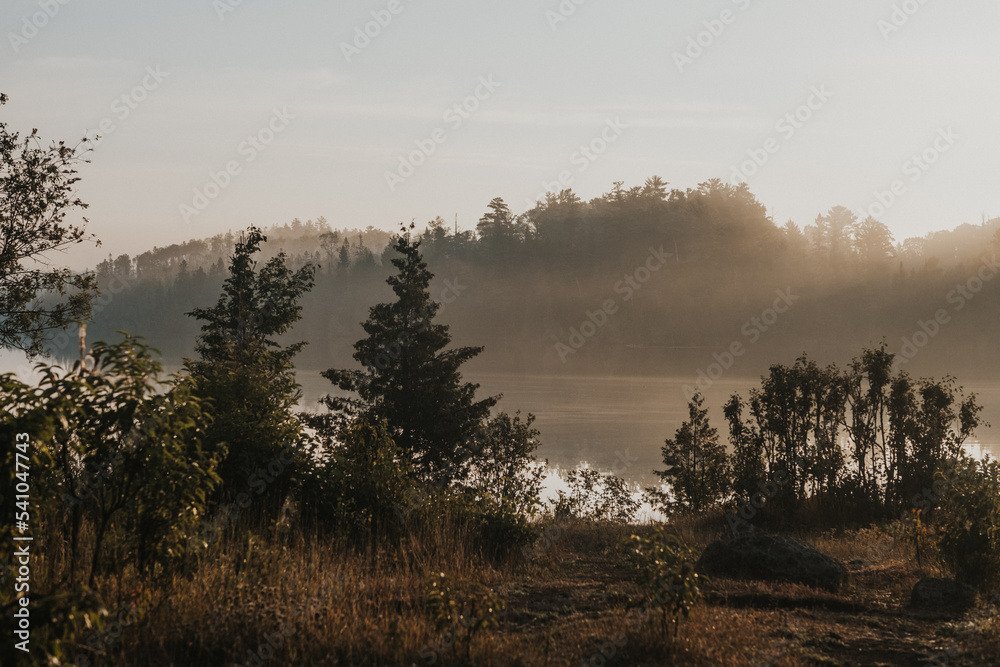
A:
[722, 346, 984, 522]
[553, 467, 640, 523]
[464, 411, 546, 518]
[457, 411, 546, 558]
[935, 456, 1000, 589]
[423, 572, 505, 662]
[298, 417, 414, 541]
[624, 528, 705, 640]
[5, 336, 220, 583]
[0, 336, 218, 663]
[458, 491, 538, 560]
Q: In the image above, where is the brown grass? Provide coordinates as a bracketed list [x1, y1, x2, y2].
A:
[30, 513, 1000, 666]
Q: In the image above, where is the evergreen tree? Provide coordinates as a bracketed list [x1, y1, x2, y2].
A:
[322, 226, 497, 481]
[476, 197, 517, 241]
[647, 393, 730, 514]
[337, 238, 351, 270]
[185, 226, 315, 510]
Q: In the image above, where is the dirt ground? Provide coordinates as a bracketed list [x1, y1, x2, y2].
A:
[483, 525, 999, 666]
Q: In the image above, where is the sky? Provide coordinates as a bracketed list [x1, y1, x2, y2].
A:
[2, 0, 999, 269]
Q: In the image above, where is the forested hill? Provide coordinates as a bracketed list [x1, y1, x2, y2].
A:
[81, 178, 1000, 380]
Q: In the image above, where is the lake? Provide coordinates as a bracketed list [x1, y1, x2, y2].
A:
[3, 346, 996, 492]
[297, 371, 1000, 489]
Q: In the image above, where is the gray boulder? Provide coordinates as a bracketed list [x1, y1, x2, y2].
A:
[911, 578, 977, 611]
[696, 531, 848, 592]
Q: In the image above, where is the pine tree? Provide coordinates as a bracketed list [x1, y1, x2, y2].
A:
[322, 226, 497, 481]
[185, 226, 315, 510]
[337, 239, 351, 270]
[648, 393, 730, 514]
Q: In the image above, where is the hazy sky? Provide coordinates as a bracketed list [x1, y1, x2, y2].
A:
[2, 0, 998, 268]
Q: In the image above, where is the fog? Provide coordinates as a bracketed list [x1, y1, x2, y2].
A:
[22, 193, 996, 481]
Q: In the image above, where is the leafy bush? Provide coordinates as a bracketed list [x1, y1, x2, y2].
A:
[457, 411, 546, 557]
[888, 374, 983, 508]
[402, 486, 537, 562]
[0, 336, 217, 663]
[298, 417, 414, 540]
[935, 456, 1000, 589]
[3, 336, 219, 583]
[423, 572, 505, 662]
[722, 346, 984, 522]
[464, 411, 546, 518]
[624, 528, 705, 640]
[553, 467, 640, 523]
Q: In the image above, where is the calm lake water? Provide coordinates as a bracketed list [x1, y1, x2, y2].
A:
[3, 345, 996, 494]
[298, 371, 1000, 489]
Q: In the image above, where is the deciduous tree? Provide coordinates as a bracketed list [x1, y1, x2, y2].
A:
[0, 93, 98, 354]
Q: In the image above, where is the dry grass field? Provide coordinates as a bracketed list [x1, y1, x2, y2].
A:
[46, 511, 999, 667]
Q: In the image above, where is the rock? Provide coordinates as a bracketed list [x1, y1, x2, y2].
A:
[910, 578, 977, 611]
[696, 531, 848, 592]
